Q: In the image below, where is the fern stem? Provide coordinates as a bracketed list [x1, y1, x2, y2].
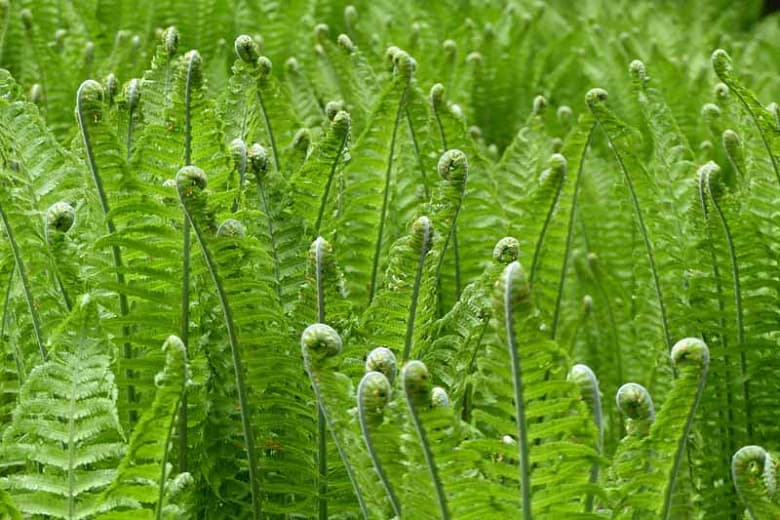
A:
[357, 377, 401, 517]
[0, 203, 45, 359]
[405, 110, 430, 200]
[368, 78, 411, 303]
[177, 50, 199, 474]
[703, 167, 752, 437]
[256, 182, 283, 305]
[402, 363, 451, 520]
[314, 238, 328, 520]
[697, 175, 737, 465]
[503, 262, 532, 520]
[403, 216, 433, 362]
[314, 129, 349, 236]
[156, 394, 184, 520]
[551, 129, 594, 338]
[661, 340, 709, 520]
[179, 196, 262, 519]
[256, 77, 281, 173]
[592, 118, 671, 350]
[528, 156, 567, 288]
[76, 81, 134, 421]
[430, 98, 462, 300]
[301, 334, 371, 519]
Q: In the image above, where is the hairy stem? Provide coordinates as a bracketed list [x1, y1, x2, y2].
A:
[402, 217, 433, 362]
[314, 239, 328, 520]
[179, 198, 262, 519]
[368, 78, 411, 303]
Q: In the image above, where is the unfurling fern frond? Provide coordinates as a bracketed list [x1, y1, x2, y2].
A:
[98, 335, 191, 518]
[732, 445, 780, 520]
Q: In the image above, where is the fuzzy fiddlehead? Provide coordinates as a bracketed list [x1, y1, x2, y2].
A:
[229, 138, 247, 212]
[402, 360, 450, 520]
[569, 363, 603, 512]
[698, 161, 752, 436]
[722, 129, 746, 181]
[731, 445, 780, 519]
[403, 216, 433, 362]
[497, 260, 533, 520]
[175, 165, 261, 519]
[616, 382, 655, 437]
[711, 49, 780, 185]
[366, 346, 397, 385]
[431, 149, 468, 291]
[357, 370, 401, 517]
[300, 323, 370, 518]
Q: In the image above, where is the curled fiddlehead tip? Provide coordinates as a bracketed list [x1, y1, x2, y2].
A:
[616, 382, 655, 422]
[20, 8, 33, 30]
[671, 337, 710, 368]
[247, 143, 268, 179]
[293, 128, 311, 153]
[768, 102, 780, 131]
[532, 95, 547, 116]
[437, 149, 468, 183]
[557, 105, 573, 126]
[545, 153, 567, 180]
[84, 41, 94, 64]
[430, 83, 446, 110]
[628, 59, 646, 83]
[162, 334, 187, 356]
[431, 386, 450, 408]
[569, 363, 598, 390]
[105, 74, 118, 103]
[285, 56, 299, 73]
[337, 33, 355, 53]
[385, 45, 401, 67]
[301, 323, 343, 362]
[176, 165, 208, 197]
[722, 128, 742, 158]
[696, 160, 721, 189]
[314, 23, 329, 42]
[30, 83, 43, 105]
[182, 50, 203, 88]
[229, 137, 247, 167]
[366, 346, 397, 384]
[163, 26, 179, 57]
[257, 55, 272, 77]
[402, 360, 431, 406]
[344, 4, 358, 22]
[77, 80, 105, 117]
[469, 126, 482, 141]
[731, 446, 777, 497]
[393, 50, 416, 79]
[124, 78, 140, 112]
[217, 218, 246, 239]
[358, 371, 393, 416]
[412, 214, 433, 241]
[711, 48, 733, 77]
[46, 202, 76, 233]
[551, 137, 563, 153]
[496, 260, 531, 308]
[701, 103, 721, 123]
[466, 51, 482, 65]
[332, 110, 351, 137]
[325, 100, 345, 120]
[714, 82, 729, 101]
[493, 237, 520, 264]
[442, 39, 457, 56]
[582, 294, 593, 315]
[131, 34, 141, 51]
[234, 34, 260, 64]
[585, 88, 608, 107]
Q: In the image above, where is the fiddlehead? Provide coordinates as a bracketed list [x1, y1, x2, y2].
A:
[732, 445, 780, 519]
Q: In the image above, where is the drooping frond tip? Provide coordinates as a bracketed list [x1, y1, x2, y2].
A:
[402, 360, 432, 407]
[301, 323, 343, 363]
[493, 236, 520, 264]
[437, 149, 468, 183]
[46, 201, 75, 234]
[358, 371, 393, 416]
[366, 346, 398, 384]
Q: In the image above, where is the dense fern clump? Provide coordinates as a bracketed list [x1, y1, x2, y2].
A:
[0, 0, 779, 518]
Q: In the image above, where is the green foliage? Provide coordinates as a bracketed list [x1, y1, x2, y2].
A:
[0, 0, 779, 518]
